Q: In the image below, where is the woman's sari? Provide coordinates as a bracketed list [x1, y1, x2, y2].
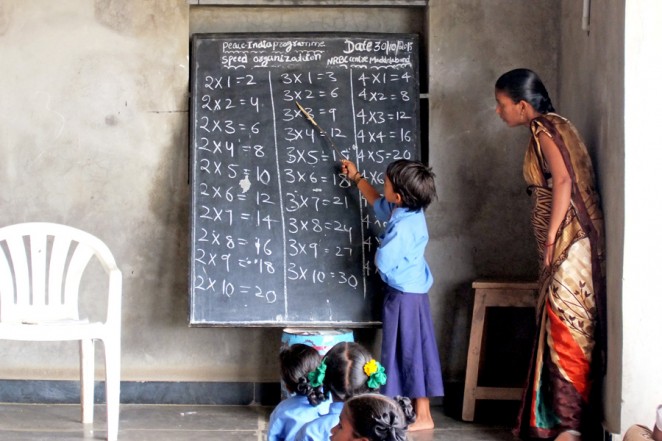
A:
[515, 114, 606, 439]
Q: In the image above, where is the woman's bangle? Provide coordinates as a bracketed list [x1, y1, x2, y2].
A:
[545, 242, 555, 247]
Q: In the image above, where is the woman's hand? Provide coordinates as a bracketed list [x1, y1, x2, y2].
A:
[544, 243, 554, 267]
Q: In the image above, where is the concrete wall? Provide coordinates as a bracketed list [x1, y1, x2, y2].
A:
[556, 1, 662, 436]
[1, 0, 567, 406]
[557, 0, 626, 434]
[0, 0, 284, 384]
[618, 0, 662, 437]
[426, 1, 557, 389]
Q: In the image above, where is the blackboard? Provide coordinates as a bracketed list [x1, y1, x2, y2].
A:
[189, 33, 421, 326]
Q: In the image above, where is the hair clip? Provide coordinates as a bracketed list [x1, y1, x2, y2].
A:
[307, 359, 327, 388]
[364, 359, 387, 389]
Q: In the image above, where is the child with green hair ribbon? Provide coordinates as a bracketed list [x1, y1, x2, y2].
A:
[295, 342, 387, 441]
[267, 344, 331, 441]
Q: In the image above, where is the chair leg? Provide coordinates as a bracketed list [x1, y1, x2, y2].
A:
[103, 337, 121, 441]
[80, 339, 95, 424]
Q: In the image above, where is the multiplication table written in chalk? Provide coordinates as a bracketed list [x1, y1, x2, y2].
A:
[189, 33, 421, 326]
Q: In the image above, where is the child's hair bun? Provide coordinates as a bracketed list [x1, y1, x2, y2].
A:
[344, 393, 416, 441]
[394, 395, 416, 426]
[372, 410, 407, 441]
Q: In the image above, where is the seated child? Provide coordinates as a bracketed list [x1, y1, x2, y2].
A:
[330, 393, 416, 441]
[295, 341, 387, 441]
[623, 405, 662, 441]
[267, 344, 330, 441]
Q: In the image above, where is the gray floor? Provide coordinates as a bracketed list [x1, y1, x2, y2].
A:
[0, 403, 517, 440]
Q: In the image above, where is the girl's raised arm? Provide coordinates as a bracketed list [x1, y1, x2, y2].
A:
[340, 159, 381, 206]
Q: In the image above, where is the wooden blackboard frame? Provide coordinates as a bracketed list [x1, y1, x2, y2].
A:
[189, 32, 421, 326]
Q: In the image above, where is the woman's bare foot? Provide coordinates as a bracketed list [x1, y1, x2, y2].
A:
[408, 397, 434, 431]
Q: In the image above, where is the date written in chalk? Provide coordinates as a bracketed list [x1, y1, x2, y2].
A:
[343, 39, 413, 54]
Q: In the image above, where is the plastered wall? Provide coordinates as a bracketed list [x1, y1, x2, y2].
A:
[557, 0, 625, 433]
[618, 0, 662, 437]
[1, 0, 579, 402]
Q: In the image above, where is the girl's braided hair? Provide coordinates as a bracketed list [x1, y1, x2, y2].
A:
[279, 343, 322, 397]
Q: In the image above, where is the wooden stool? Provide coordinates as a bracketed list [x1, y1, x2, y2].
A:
[461, 280, 538, 421]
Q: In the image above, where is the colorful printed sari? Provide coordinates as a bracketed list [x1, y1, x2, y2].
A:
[515, 114, 606, 439]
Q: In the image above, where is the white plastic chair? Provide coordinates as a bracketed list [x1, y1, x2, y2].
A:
[0, 222, 122, 440]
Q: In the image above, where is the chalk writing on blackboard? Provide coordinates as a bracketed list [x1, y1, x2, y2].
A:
[189, 33, 420, 326]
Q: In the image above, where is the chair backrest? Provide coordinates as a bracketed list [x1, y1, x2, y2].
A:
[0, 222, 119, 324]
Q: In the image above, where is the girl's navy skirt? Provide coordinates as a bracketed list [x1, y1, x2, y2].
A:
[380, 285, 444, 399]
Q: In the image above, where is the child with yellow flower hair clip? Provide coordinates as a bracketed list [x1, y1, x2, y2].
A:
[294, 341, 387, 441]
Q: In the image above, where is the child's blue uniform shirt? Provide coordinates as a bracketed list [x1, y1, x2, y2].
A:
[294, 401, 343, 441]
[373, 197, 433, 294]
[267, 394, 330, 441]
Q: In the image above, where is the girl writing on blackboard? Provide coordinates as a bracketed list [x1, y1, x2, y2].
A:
[340, 159, 443, 431]
[294, 341, 386, 441]
[267, 344, 330, 441]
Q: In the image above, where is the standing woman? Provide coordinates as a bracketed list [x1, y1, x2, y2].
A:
[494, 68, 606, 441]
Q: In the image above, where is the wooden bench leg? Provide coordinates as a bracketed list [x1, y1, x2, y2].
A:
[462, 290, 487, 421]
[462, 281, 537, 422]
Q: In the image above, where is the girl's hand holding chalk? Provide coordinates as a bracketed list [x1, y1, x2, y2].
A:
[341, 159, 363, 184]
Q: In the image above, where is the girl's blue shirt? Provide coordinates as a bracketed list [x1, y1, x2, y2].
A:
[267, 394, 331, 441]
[373, 197, 433, 293]
[293, 401, 343, 441]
